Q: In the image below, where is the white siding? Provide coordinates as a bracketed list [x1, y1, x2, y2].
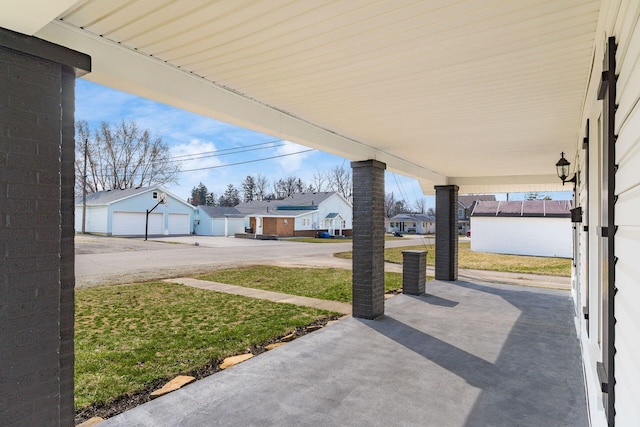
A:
[226, 219, 246, 236]
[112, 212, 162, 236]
[168, 213, 189, 235]
[74, 205, 108, 234]
[211, 219, 226, 236]
[613, 2, 640, 424]
[470, 217, 571, 258]
[210, 218, 245, 236]
[574, 2, 640, 425]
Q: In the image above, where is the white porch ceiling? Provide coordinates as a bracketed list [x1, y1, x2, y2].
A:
[2, 0, 602, 194]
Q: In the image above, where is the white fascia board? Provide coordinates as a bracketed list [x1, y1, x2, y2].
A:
[0, 0, 79, 35]
[440, 174, 566, 195]
[36, 21, 446, 187]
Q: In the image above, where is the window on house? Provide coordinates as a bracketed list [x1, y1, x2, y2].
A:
[458, 208, 463, 218]
[341, 220, 346, 228]
[153, 191, 158, 199]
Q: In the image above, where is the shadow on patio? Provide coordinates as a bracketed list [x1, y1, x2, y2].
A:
[100, 279, 587, 427]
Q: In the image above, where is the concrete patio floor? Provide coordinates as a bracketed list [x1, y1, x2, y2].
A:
[100, 279, 587, 427]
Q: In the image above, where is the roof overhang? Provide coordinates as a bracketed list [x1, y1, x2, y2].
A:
[2, 1, 602, 195]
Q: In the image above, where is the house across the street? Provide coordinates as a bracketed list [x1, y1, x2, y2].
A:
[235, 192, 352, 237]
[386, 213, 435, 235]
[470, 200, 572, 258]
[75, 187, 195, 236]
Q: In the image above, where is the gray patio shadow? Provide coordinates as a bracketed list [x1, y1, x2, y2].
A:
[406, 293, 459, 307]
[359, 280, 588, 427]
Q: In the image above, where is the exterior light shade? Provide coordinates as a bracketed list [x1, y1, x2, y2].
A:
[556, 152, 571, 182]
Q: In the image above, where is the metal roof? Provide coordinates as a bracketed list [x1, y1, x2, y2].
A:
[471, 200, 571, 217]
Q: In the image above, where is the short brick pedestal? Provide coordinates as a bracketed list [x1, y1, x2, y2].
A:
[402, 250, 427, 295]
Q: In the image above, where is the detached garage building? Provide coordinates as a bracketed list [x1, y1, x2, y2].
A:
[194, 206, 246, 236]
[75, 187, 194, 236]
[470, 200, 572, 258]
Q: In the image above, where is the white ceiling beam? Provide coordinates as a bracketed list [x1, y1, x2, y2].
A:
[36, 20, 448, 188]
[0, 0, 79, 35]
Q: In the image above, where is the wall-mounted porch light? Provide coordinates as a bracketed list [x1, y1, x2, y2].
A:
[556, 152, 576, 185]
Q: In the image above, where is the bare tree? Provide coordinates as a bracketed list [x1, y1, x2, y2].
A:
[327, 165, 352, 201]
[385, 192, 397, 218]
[75, 120, 179, 195]
[312, 170, 327, 192]
[273, 176, 305, 199]
[254, 173, 269, 201]
[413, 198, 427, 214]
[385, 192, 408, 217]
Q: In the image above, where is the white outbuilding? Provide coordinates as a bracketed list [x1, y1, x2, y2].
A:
[470, 200, 572, 258]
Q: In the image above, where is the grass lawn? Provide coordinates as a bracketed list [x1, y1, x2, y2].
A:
[334, 241, 571, 277]
[75, 282, 337, 411]
[198, 266, 408, 302]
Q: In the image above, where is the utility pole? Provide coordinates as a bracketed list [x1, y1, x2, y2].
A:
[82, 138, 88, 234]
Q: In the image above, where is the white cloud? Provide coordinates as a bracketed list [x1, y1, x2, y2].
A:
[273, 141, 314, 172]
[167, 139, 226, 200]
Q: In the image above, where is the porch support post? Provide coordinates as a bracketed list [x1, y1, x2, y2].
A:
[351, 159, 386, 319]
[435, 185, 459, 281]
[0, 28, 90, 425]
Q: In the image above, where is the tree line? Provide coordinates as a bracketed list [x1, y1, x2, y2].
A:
[188, 166, 352, 207]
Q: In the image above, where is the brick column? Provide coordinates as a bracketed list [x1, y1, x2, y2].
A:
[435, 185, 459, 281]
[0, 28, 90, 426]
[402, 250, 426, 295]
[351, 159, 386, 319]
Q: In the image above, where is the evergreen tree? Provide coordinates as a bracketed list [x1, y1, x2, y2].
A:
[189, 182, 208, 206]
[219, 184, 240, 206]
[241, 175, 257, 202]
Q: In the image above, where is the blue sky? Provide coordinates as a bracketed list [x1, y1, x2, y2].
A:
[75, 80, 570, 207]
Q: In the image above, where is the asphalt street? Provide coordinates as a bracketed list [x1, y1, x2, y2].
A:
[74, 234, 570, 290]
[74, 234, 431, 288]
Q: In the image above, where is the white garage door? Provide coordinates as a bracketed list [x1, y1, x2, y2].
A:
[168, 213, 189, 235]
[112, 212, 162, 236]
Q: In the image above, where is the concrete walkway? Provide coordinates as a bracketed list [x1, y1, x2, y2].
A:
[101, 278, 587, 427]
[165, 277, 352, 315]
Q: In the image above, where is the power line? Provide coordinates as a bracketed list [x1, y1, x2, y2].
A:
[167, 139, 284, 160]
[178, 149, 315, 173]
[167, 142, 288, 163]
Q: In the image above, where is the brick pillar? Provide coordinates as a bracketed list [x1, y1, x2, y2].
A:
[435, 185, 459, 281]
[351, 159, 386, 319]
[0, 28, 90, 426]
[402, 250, 426, 295]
